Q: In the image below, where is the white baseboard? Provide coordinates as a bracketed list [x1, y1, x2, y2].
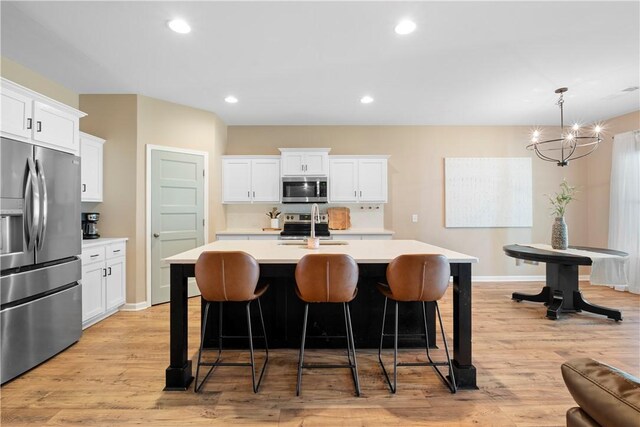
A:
[472, 275, 591, 282]
[120, 301, 150, 311]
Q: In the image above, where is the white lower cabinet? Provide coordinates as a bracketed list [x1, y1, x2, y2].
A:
[216, 234, 279, 241]
[81, 239, 127, 329]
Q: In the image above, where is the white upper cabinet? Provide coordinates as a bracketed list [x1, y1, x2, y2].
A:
[358, 158, 388, 202]
[251, 158, 281, 202]
[80, 132, 105, 202]
[280, 148, 330, 176]
[1, 87, 33, 139]
[329, 156, 388, 203]
[223, 158, 252, 202]
[329, 158, 359, 202]
[222, 156, 280, 203]
[0, 78, 85, 155]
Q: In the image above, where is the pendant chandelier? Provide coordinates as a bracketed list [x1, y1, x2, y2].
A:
[526, 87, 602, 167]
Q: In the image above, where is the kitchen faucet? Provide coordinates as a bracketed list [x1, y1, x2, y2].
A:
[310, 203, 320, 240]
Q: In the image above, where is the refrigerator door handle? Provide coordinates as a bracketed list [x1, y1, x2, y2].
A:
[24, 158, 40, 251]
[36, 160, 48, 250]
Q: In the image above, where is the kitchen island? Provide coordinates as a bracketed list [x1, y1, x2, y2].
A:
[164, 239, 478, 390]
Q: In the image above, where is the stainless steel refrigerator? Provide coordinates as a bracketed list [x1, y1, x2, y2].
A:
[1, 137, 82, 384]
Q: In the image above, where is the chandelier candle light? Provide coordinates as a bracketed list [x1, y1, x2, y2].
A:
[527, 88, 603, 167]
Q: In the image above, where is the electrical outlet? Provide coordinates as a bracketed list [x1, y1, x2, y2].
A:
[412, 214, 418, 223]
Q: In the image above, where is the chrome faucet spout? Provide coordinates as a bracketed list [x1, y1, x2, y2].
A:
[310, 203, 320, 239]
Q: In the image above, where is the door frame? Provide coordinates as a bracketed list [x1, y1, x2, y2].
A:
[145, 144, 209, 307]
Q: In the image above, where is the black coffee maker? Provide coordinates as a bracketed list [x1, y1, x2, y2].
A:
[81, 212, 100, 239]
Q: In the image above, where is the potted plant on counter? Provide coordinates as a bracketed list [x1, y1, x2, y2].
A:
[548, 180, 577, 250]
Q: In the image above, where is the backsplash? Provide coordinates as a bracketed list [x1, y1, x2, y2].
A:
[225, 203, 384, 229]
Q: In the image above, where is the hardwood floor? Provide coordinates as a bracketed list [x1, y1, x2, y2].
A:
[1, 282, 638, 426]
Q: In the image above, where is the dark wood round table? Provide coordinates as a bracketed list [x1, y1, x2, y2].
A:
[503, 244, 628, 321]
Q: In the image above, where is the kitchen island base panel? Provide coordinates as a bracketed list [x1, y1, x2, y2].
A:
[201, 264, 437, 350]
[166, 259, 476, 390]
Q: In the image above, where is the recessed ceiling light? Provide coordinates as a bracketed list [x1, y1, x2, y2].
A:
[167, 19, 191, 34]
[225, 95, 238, 104]
[360, 95, 374, 104]
[395, 19, 416, 35]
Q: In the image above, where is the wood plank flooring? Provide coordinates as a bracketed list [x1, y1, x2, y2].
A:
[1, 282, 638, 426]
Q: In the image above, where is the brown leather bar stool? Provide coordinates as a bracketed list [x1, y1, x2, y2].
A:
[193, 251, 269, 393]
[294, 254, 361, 396]
[377, 254, 457, 393]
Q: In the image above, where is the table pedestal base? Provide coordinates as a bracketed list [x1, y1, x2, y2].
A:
[512, 264, 622, 321]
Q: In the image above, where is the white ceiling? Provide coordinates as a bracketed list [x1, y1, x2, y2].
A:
[1, 1, 638, 126]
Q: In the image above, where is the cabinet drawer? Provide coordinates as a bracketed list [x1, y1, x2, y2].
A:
[82, 246, 105, 264]
[107, 242, 126, 259]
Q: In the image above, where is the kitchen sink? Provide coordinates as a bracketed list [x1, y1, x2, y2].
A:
[278, 240, 349, 246]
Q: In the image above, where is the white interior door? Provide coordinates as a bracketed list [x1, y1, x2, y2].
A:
[151, 149, 205, 305]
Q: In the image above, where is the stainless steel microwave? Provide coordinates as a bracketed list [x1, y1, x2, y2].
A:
[281, 176, 328, 203]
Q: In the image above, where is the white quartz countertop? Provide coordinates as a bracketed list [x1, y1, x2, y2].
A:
[165, 239, 478, 264]
[82, 237, 128, 249]
[216, 228, 394, 235]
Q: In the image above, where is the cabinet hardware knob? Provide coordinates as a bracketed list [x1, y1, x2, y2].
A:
[27, 118, 33, 129]
[153, 233, 160, 238]
[103, 268, 107, 277]
[36, 121, 42, 132]
[108, 267, 112, 276]
[82, 184, 86, 192]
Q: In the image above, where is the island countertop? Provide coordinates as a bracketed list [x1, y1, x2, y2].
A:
[165, 239, 478, 265]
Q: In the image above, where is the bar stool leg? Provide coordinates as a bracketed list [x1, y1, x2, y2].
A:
[246, 301, 258, 393]
[194, 302, 213, 393]
[393, 300, 399, 393]
[435, 301, 457, 393]
[345, 303, 361, 396]
[296, 303, 309, 396]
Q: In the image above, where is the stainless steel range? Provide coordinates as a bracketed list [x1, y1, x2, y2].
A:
[279, 213, 331, 240]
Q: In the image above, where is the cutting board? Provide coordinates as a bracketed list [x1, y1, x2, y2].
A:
[328, 207, 351, 230]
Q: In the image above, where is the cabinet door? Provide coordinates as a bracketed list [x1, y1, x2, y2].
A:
[82, 262, 106, 323]
[358, 159, 388, 202]
[251, 159, 280, 202]
[304, 152, 328, 175]
[329, 159, 358, 202]
[105, 257, 125, 311]
[222, 159, 252, 202]
[32, 101, 79, 153]
[80, 137, 103, 202]
[281, 152, 305, 176]
[0, 88, 32, 140]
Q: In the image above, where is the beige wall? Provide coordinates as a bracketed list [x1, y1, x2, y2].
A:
[79, 95, 139, 302]
[586, 111, 640, 248]
[227, 125, 589, 277]
[136, 95, 228, 243]
[79, 94, 227, 304]
[1, 56, 78, 109]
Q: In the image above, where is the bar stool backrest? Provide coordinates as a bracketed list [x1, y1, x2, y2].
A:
[295, 254, 359, 303]
[386, 254, 450, 302]
[195, 251, 260, 302]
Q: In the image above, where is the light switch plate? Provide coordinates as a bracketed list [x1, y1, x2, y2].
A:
[412, 214, 418, 223]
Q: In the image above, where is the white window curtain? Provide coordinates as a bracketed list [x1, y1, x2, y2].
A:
[608, 130, 640, 293]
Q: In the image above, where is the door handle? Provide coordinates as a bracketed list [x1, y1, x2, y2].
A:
[36, 121, 42, 132]
[360, 190, 362, 198]
[103, 268, 107, 277]
[36, 160, 48, 250]
[24, 158, 40, 251]
[26, 118, 33, 130]
[108, 267, 112, 276]
[153, 233, 160, 238]
[82, 183, 86, 193]
[253, 191, 255, 198]
[354, 190, 357, 197]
